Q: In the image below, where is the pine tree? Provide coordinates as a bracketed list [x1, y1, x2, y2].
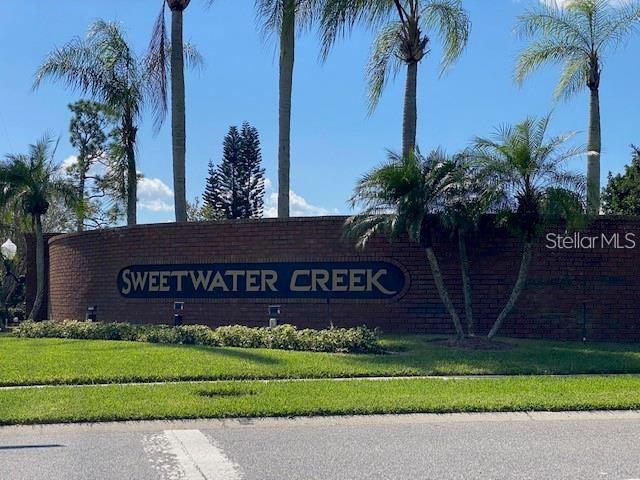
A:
[202, 160, 224, 219]
[240, 122, 265, 218]
[220, 126, 243, 218]
[202, 124, 265, 219]
[68, 100, 125, 230]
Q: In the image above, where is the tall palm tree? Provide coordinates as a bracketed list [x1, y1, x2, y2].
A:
[0, 136, 76, 320]
[473, 115, 585, 339]
[322, 0, 470, 157]
[256, 0, 323, 218]
[345, 149, 465, 339]
[148, 0, 203, 223]
[169, 0, 190, 222]
[34, 20, 162, 226]
[515, 0, 640, 214]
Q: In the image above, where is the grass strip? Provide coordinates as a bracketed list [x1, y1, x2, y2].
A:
[3, 335, 640, 386]
[2, 376, 640, 425]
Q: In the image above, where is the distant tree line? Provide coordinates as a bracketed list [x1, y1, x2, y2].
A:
[602, 146, 640, 216]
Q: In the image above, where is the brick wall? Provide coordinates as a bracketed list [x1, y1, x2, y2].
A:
[35, 216, 640, 341]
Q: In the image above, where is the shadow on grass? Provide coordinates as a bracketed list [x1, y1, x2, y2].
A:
[6, 333, 640, 379]
[335, 335, 640, 376]
[196, 387, 257, 398]
[181, 344, 284, 366]
[70, 335, 640, 375]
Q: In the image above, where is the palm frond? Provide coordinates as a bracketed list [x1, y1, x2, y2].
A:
[183, 42, 205, 69]
[256, 0, 322, 38]
[515, 40, 585, 85]
[346, 147, 461, 248]
[34, 20, 145, 122]
[595, 1, 640, 52]
[554, 56, 590, 99]
[0, 134, 78, 218]
[321, 0, 395, 60]
[366, 22, 403, 112]
[145, 2, 169, 133]
[256, 0, 286, 38]
[422, 0, 471, 73]
[33, 40, 102, 94]
[472, 114, 586, 238]
[516, 4, 591, 50]
[145, 6, 204, 134]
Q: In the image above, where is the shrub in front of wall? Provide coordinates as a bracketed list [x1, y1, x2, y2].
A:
[13, 321, 383, 354]
[177, 325, 217, 345]
[265, 324, 302, 350]
[212, 325, 266, 349]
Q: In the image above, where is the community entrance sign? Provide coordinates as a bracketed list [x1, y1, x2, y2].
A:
[117, 261, 407, 300]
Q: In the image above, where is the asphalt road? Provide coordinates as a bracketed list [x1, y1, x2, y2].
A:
[2, 411, 640, 479]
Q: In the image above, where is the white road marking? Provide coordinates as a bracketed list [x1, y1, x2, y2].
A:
[143, 432, 186, 480]
[162, 429, 242, 480]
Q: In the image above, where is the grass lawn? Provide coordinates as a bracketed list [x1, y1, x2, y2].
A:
[2, 376, 640, 425]
[2, 334, 640, 386]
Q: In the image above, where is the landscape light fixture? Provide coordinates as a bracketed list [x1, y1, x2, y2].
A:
[1, 239, 23, 331]
[268, 305, 281, 327]
[1, 239, 17, 261]
[174, 302, 184, 326]
[85, 306, 97, 322]
[1, 239, 20, 281]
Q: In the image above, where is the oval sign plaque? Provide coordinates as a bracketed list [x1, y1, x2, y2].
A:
[118, 261, 407, 300]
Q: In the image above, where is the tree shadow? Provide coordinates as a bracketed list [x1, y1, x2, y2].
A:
[0, 444, 64, 450]
[179, 344, 284, 366]
[336, 335, 640, 376]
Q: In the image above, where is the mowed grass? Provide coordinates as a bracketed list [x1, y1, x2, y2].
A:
[2, 376, 640, 425]
[2, 335, 640, 386]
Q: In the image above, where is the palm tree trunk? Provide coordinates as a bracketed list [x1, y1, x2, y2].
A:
[171, 5, 187, 223]
[278, 0, 295, 219]
[458, 230, 474, 336]
[28, 214, 45, 321]
[487, 242, 533, 339]
[425, 247, 464, 339]
[125, 120, 137, 226]
[402, 61, 418, 157]
[587, 87, 601, 215]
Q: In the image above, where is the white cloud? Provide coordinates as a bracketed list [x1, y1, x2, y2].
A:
[59, 154, 107, 177]
[263, 178, 338, 218]
[138, 177, 174, 213]
[61, 155, 78, 171]
[58, 157, 175, 217]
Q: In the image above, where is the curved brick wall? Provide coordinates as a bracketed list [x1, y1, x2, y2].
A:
[40, 216, 640, 341]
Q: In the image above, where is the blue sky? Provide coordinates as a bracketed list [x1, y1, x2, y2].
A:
[0, 0, 638, 224]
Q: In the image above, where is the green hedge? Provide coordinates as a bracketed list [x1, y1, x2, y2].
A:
[14, 321, 383, 354]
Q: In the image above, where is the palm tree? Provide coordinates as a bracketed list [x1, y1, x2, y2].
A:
[441, 154, 500, 336]
[515, 0, 640, 214]
[345, 149, 465, 339]
[148, 1, 203, 223]
[322, 0, 470, 157]
[0, 136, 76, 320]
[473, 115, 585, 339]
[169, 0, 190, 222]
[34, 20, 162, 226]
[256, 0, 323, 218]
